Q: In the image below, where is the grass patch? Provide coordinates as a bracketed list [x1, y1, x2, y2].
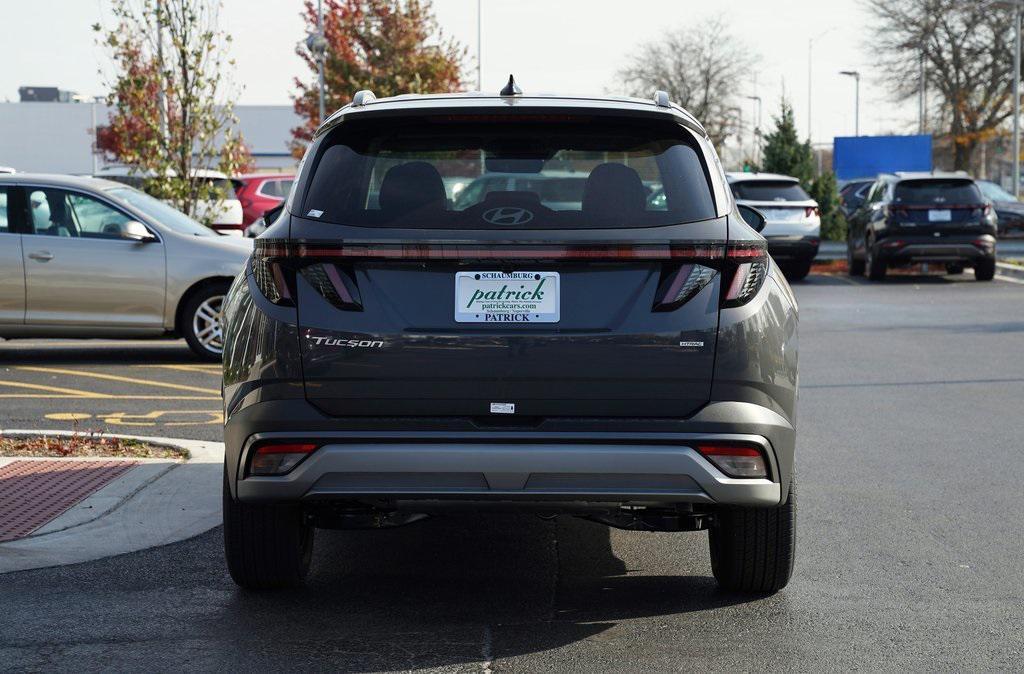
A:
[0, 434, 188, 459]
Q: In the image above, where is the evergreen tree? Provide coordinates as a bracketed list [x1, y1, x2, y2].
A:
[761, 99, 814, 186]
[810, 172, 846, 241]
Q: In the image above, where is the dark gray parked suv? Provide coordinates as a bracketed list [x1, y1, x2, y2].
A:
[221, 86, 799, 593]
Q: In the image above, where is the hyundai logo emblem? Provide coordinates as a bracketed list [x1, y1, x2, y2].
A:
[482, 207, 534, 225]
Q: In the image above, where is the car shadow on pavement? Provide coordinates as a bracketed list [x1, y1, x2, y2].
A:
[215, 515, 755, 670]
[1, 516, 762, 671]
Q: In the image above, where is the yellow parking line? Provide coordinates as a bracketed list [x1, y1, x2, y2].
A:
[0, 394, 220, 400]
[135, 364, 222, 375]
[0, 379, 113, 398]
[16, 366, 220, 395]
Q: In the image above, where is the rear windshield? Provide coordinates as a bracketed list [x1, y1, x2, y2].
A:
[300, 116, 716, 229]
[894, 179, 982, 205]
[730, 180, 810, 202]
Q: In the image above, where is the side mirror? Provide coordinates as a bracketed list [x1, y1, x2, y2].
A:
[737, 204, 767, 232]
[121, 220, 157, 242]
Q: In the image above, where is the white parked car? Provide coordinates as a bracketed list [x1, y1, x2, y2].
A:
[726, 172, 820, 281]
[94, 166, 244, 236]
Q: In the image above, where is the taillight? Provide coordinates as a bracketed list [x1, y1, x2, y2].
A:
[249, 442, 318, 475]
[722, 241, 768, 308]
[299, 263, 363, 310]
[653, 264, 717, 311]
[695, 443, 768, 479]
[804, 206, 820, 218]
[251, 257, 294, 306]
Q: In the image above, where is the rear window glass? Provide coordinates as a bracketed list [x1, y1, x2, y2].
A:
[894, 179, 982, 204]
[300, 116, 716, 229]
[730, 180, 810, 201]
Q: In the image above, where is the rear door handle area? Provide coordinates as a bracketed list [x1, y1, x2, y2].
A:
[28, 251, 54, 262]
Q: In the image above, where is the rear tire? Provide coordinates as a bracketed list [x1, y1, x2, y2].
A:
[782, 258, 813, 282]
[866, 245, 887, 281]
[945, 263, 965, 275]
[181, 282, 230, 361]
[223, 470, 314, 589]
[709, 477, 796, 594]
[974, 259, 996, 281]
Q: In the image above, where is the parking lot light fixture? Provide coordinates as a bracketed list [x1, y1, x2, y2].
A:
[839, 70, 860, 136]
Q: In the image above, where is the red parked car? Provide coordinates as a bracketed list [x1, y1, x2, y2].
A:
[234, 173, 295, 226]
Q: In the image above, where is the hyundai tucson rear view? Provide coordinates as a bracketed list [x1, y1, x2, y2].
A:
[221, 89, 799, 594]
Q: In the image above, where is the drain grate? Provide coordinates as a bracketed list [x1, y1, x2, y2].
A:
[0, 460, 137, 542]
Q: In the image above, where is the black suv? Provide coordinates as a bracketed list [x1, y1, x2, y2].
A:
[846, 172, 998, 281]
[220, 86, 799, 593]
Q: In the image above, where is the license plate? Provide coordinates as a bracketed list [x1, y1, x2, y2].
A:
[455, 271, 560, 323]
[929, 209, 952, 222]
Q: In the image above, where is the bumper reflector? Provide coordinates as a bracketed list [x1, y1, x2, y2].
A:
[695, 443, 767, 479]
[250, 443, 318, 476]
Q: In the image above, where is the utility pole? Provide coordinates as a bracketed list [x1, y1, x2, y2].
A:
[477, 0, 482, 90]
[317, 0, 325, 123]
[156, 0, 167, 143]
[1014, 2, 1021, 198]
[918, 52, 926, 135]
[839, 70, 860, 136]
[807, 27, 836, 142]
[305, 0, 328, 123]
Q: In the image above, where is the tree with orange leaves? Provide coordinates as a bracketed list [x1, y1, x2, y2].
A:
[291, 0, 465, 156]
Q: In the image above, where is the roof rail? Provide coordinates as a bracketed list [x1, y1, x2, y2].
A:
[654, 90, 671, 108]
[351, 90, 376, 107]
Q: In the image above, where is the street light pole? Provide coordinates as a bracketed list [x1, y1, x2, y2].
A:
[1014, 3, 1021, 198]
[746, 95, 762, 166]
[839, 70, 860, 136]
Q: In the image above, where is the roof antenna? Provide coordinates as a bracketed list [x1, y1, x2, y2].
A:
[500, 74, 522, 96]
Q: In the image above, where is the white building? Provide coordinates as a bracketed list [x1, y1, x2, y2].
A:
[0, 101, 301, 174]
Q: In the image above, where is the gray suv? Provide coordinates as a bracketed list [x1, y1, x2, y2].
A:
[221, 86, 799, 593]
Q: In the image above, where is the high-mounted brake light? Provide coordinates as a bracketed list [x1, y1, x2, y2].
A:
[695, 443, 768, 479]
[249, 442, 318, 476]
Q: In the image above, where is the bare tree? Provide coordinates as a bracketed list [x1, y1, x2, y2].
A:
[868, 0, 1018, 170]
[616, 17, 756, 146]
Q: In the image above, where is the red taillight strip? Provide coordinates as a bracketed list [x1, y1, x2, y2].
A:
[256, 241, 731, 261]
[322, 263, 355, 304]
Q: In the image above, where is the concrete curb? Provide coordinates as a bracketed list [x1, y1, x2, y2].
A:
[0, 430, 224, 574]
[995, 261, 1024, 283]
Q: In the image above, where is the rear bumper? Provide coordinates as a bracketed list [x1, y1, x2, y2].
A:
[766, 235, 820, 261]
[876, 235, 996, 263]
[225, 400, 795, 509]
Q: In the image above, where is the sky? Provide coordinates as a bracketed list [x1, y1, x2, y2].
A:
[2, 0, 919, 147]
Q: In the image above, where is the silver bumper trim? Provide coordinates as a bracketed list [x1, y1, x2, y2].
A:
[237, 440, 782, 507]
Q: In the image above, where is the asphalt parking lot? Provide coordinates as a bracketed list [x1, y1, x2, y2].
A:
[0, 341, 222, 441]
[2, 271, 1024, 671]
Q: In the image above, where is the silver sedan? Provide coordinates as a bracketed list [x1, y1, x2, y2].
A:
[0, 174, 252, 359]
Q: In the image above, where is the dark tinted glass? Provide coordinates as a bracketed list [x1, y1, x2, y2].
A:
[301, 116, 716, 229]
[894, 179, 982, 204]
[731, 180, 810, 201]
